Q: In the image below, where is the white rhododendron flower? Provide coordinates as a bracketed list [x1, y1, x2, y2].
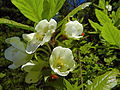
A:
[49, 46, 76, 76]
[4, 37, 32, 69]
[64, 20, 83, 39]
[23, 19, 57, 54]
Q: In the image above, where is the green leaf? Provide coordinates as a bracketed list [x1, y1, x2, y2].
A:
[11, 0, 44, 22]
[41, 0, 51, 19]
[54, 0, 65, 16]
[25, 70, 41, 84]
[0, 18, 34, 31]
[116, 7, 120, 19]
[0, 85, 2, 90]
[64, 79, 74, 90]
[98, 0, 105, 10]
[87, 69, 119, 90]
[95, 9, 112, 25]
[58, 2, 91, 28]
[25, 61, 47, 84]
[67, 2, 91, 17]
[88, 19, 103, 31]
[111, 11, 117, 23]
[101, 22, 120, 47]
[42, 0, 65, 20]
[0, 73, 6, 78]
[114, 8, 120, 28]
[46, 78, 65, 90]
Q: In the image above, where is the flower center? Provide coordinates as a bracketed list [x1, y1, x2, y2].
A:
[35, 32, 44, 41]
[57, 62, 64, 69]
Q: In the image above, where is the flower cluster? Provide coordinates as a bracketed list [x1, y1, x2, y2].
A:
[4, 19, 83, 78]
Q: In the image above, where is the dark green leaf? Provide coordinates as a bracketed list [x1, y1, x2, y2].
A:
[64, 79, 74, 90]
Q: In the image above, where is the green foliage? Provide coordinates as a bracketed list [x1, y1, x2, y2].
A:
[0, 73, 5, 90]
[0, 85, 2, 90]
[95, 9, 112, 25]
[98, 0, 105, 10]
[64, 79, 83, 90]
[11, 0, 44, 22]
[0, 18, 34, 31]
[87, 69, 119, 90]
[64, 79, 74, 90]
[111, 7, 120, 28]
[58, 2, 91, 27]
[88, 19, 102, 31]
[11, 0, 65, 22]
[25, 61, 47, 84]
[42, 0, 65, 20]
[101, 22, 120, 47]
[0, 73, 6, 78]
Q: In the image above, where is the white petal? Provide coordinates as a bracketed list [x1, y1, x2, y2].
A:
[35, 19, 49, 33]
[5, 37, 25, 51]
[22, 33, 35, 42]
[4, 46, 32, 68]
[49, 19, 57, 30]
[4, 46, 18, 61]
[71, 36, 83, 39]
[41, 30, 54, 45]
[26, 39, 42, 54]
[8, 64, 17, 69]
[21, 61, 35, 72]
[65, 21, 83, 39]
[13, 51, 32, 67]
[53, 68, 70, 76]
[74, 21, 83, 35]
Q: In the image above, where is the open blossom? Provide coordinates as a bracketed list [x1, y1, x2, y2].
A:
[106, 5, 112, 11]
[23, 19, 57, 54]
[64, 20, 83, 39]
[4, 37, 32, 69]
[49, 46, 76, 76]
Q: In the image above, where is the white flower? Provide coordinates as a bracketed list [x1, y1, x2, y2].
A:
[49, 46, 76, 76]
[4, 37, 32, 69]
[64, 21, 83, 39]
[106, 5, 112, 11]
[23, 19, 57, 54]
